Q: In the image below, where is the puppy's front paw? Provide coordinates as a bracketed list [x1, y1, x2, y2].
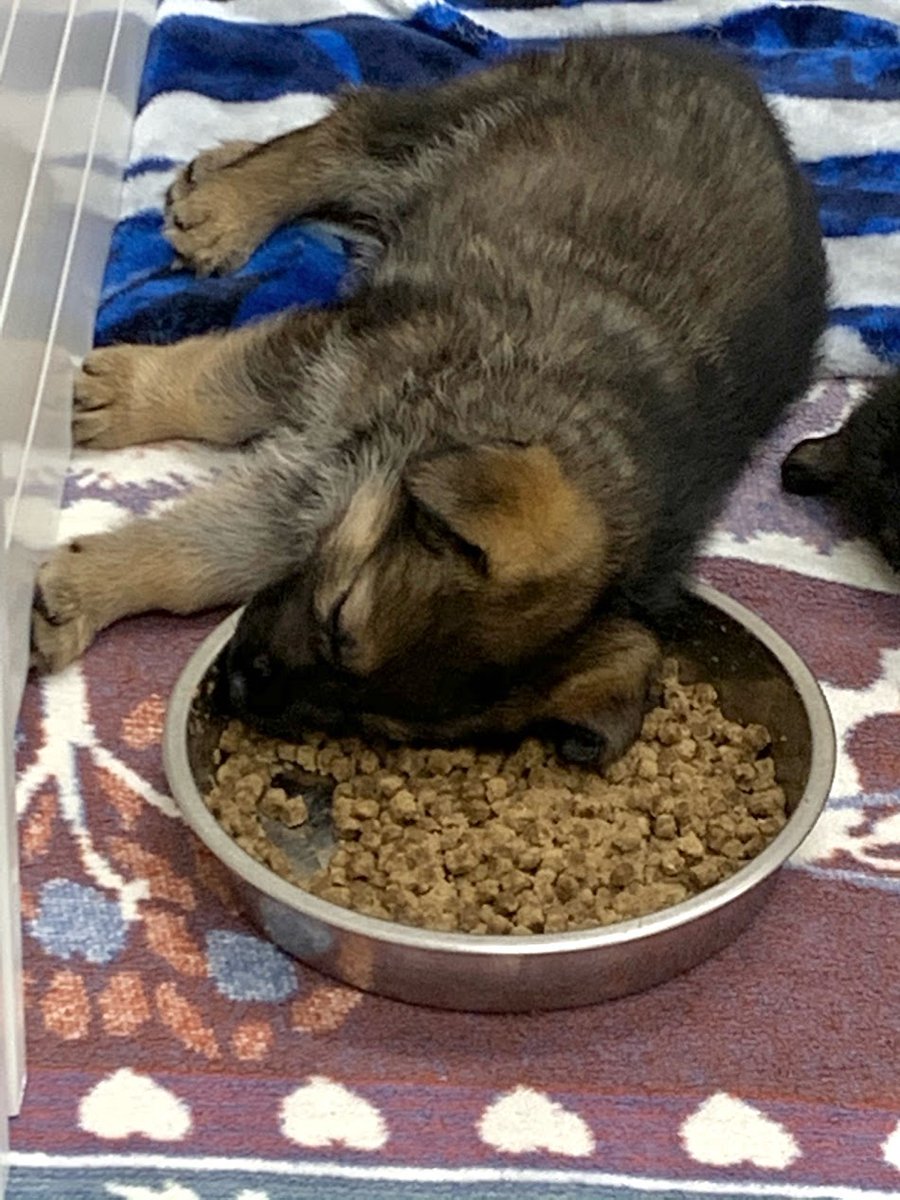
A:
[165, 140, 270, 276]
[31, 545, 101, 673]
[73, 346, 149, 449]
[553, 700, 647, 769]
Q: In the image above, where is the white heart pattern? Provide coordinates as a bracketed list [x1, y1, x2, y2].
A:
[478, 1086, 594, 1157]
[280, 1075, 388, 1149]
[680, 1092, 800, 1169]
[79, 1068, 192, 1142]
[883, 1120, 900, 1171]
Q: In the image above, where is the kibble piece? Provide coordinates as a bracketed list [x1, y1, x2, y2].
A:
[653, 813, 677, 840]
[609, 861, 635, 888]
[377, 774, 406, 797]
[676, 831, 706, 860]
[612, 815, 644, 853]
[357, 750, 380, 775]
[259, 788, 309, 828]
[388, 789, 418, 822]
[690, 858, 726, 889]
[747, 788, 786, 817]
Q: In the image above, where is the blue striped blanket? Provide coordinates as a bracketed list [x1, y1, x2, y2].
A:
[100, 0, 900, 377]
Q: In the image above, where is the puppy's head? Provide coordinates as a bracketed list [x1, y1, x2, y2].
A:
[220, 443, 656, 764]
[782, 387, 900, 570]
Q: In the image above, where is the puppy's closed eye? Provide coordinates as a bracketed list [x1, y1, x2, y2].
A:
[407, 495, 489, 574]
[319, 592, 355, 668]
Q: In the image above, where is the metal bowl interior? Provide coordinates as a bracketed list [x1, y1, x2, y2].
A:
[163, 582, 835, 1012]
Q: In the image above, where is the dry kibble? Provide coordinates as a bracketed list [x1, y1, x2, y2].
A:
[357, 750, 380, 775]
[720, 838, 747, 861]
[259, 788, 308, 828]
[658, 848, 685, 877]
[388, 789, 418, 822]
[747, 788, 786, 817]
[204, 662, 787, 935]
[377, 774, 406, 797]
[486, 777, 508, 802]
[743, 723, 772, 752]
[675, 738, 697, 761]
[653, 813, 677, 840]
[612, 815, 644, 852]
[609, 861, 635, 888]
[234, 772, 266, 802]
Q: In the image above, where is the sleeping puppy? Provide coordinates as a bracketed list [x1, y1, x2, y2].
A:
[30, 38, 827, 765]
[782, 374, 900, 570]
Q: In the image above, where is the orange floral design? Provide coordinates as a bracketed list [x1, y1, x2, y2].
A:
[144, 908, 208, 977]
[41, 969, 90, 1040]
[109, 837, 196, 910]
[156, 982, 220, 1059]
[20, 888, 37, 921]
[291, 985, 363, 1033]
[121, 694, 166, 748]
[22, 790, 57, 861]
[98, 971, 151, 1037]
[231, 1020, 274, 1061]
[96, 766, 143, 830]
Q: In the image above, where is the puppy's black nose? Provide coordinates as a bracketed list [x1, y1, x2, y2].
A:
[221, 647, 282, 716]
[227, 667, 248, 712]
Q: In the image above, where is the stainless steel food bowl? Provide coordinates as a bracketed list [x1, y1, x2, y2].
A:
[163, 582, 835, 1012]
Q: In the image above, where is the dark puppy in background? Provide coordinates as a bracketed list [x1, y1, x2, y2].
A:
[782, 374, 900, 570]
[31, 38, 827, 765]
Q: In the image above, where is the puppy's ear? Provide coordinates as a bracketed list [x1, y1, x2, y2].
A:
[406, 444, 605, 584]
[781, 430, 849, 496]
[537, 619, 661, 767]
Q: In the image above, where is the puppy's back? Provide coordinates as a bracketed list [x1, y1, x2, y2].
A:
[367, 39, 826, 604]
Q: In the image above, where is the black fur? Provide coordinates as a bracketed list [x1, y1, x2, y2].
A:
[782, 374, 900, 569]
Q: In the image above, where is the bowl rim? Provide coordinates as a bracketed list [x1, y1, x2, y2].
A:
[163, 581, 836, 959]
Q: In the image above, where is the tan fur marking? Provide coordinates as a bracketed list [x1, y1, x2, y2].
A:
[314, 479, 400, 621]
[338, 564, 378, 672]
[409, 444, 606, 584]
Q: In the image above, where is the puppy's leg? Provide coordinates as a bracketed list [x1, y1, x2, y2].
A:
[538, 618, 662, 766]
[74, 308, 337, 449]
[165, 59, 543, 275]
[434, 617, 662, 767]
[31, 435, 323, 672]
